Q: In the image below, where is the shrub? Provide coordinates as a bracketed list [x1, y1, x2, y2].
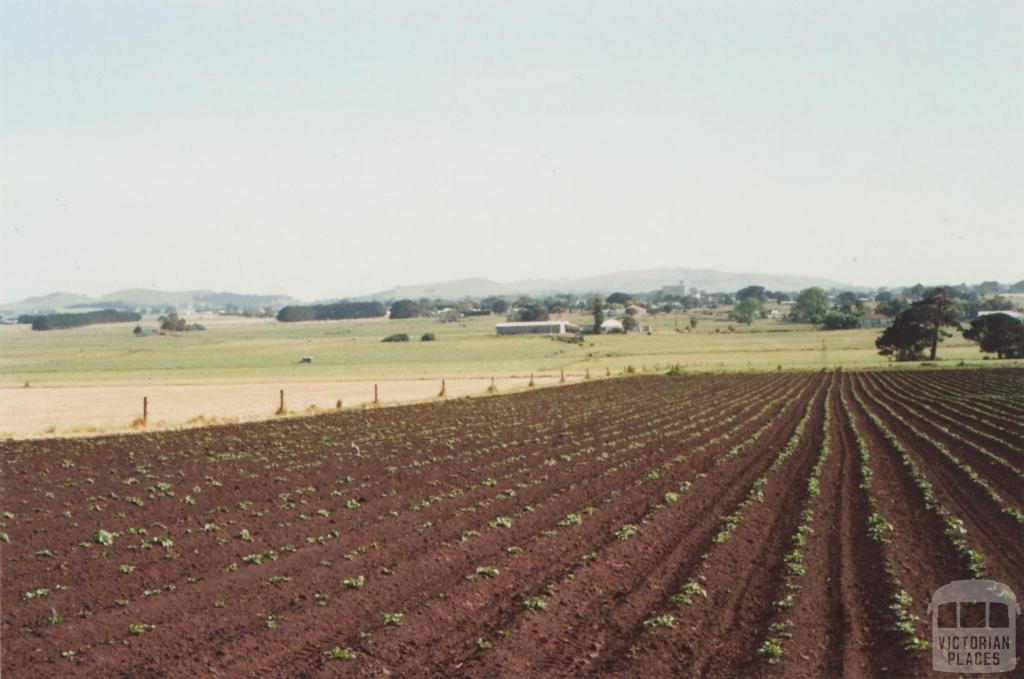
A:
[822, 311, 860, 330]
[421, 333, 436, 342]
[382, 333, 410, 343]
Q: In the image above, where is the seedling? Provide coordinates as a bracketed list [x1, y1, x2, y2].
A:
[671, 580, 707, 605]
[523, 596, 547, 611]
[382, 612, 405, 626]
[343, 575, 365, 589]
[643, 614, 679, 629]
[757, 637, 784, 664]
[325, 647, 356, 661]
[559, 513, 583, 527]
[615, 524, 639, 540]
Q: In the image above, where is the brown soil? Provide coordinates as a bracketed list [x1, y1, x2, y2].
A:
[2, 368, 1022, 677]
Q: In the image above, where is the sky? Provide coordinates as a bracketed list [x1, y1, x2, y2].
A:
[2, 0, 1022, 302]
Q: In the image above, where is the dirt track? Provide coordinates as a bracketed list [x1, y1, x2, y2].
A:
[1, 369, 1022, 677]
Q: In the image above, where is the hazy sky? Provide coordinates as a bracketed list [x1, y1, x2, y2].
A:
[2, 1, 1022, 301]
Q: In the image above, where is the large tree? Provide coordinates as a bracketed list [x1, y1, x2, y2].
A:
[592, 297, 604, 334]
[729, 297, 760, 325]
[963, 313, 1024, 359]
[735, 286, 766, 303]
[876, 288, 960, 361]
[791, 287, 830, 324]
[834, 291, 863, 315]
[875, 314, 932, 361]
[913, 288, 961, 360]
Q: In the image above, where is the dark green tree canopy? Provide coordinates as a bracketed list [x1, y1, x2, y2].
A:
[735, 286, 766, 303]
[277, 302, 385, 322]
[834, 292, 863, 315]
[515, 304, 549, 322]
[31, 309, 141, 331]
[606, 292, 632, 305]
[963, 313, 1024, 359]
[482, 297, 509, 314]
[389, 299, 422, 319]
[823, 311, 860, 330]
[876, 288, 960, 361]
[875, 314, 932, 361]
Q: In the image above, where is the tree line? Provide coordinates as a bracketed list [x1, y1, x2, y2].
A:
[276, 302, 387, 322]
[27, 309, 141, 331]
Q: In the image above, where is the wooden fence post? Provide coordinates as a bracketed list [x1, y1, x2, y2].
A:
[529, 373, 535, 387]
[585, 368, 590, 380]
[560, 369, 565, 384]
[143, 396, 148, 424]
[277, 389, 285, 415]
[439, 379, 446, 397]
[374, 384, 379, 404]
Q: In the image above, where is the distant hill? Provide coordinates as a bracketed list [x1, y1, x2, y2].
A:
[2, 292, 97, 313]
[0, 268, 856, 316]
[0, 289, 294, 315]
[358, 267, 856, 301]
[99, 289, 294, 310]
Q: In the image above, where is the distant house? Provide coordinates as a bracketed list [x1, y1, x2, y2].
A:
[134, 328, 160, 336]
[495, 321, 581, 336]
[600, 319, 624, 333]
[859, 313, 891, 329]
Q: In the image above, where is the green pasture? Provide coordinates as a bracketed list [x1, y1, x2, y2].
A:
[0, 311, 1018, 384]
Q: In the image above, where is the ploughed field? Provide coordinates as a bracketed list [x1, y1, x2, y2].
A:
[2, 368, 1022, 678]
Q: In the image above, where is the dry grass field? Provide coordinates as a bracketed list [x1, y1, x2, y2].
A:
[2, 311, 1019, 439]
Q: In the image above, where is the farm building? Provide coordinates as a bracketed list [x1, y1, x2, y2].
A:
[495, 321, 581, 336]
[600, 319, 625, 333]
